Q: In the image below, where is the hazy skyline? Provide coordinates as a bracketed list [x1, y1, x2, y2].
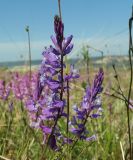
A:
[0, 0, 132, 62]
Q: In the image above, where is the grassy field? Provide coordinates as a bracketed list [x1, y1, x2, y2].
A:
[0, 62, 132, 160]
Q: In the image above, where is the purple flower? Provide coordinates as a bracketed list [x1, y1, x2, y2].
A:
[31, 15, 75, 149]
[86, 135, 97, 142]
[70, 68, 104, 141]
[65, 64, 80, 81]
[40, 125, 52, 134]
[26, 100, 37, 112]
[47, 79, 60, 90]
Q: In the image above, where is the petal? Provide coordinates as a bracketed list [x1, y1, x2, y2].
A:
[47, 80, 60, 90]
[41, 126, 52, 134]
[62, 35, 73, 50]
[86, 135, 96, 142]
[64, 44, 73, 55]
[51, 35, 60, 52]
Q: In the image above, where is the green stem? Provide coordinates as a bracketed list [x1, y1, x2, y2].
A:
[127, 13, 133, 160]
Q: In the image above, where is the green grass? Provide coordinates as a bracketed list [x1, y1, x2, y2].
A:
[0, 65, 132, 160]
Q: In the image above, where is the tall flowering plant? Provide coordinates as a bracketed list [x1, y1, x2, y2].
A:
[25, 15, 76, 149]
[25, 15, 104, 152]
[70, 68, 104, 142]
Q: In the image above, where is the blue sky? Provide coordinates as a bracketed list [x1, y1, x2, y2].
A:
[0, 0, 132, 62]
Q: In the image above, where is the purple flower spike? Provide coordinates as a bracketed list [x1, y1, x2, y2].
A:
[54, 15, 64, 48]
[70, 68, 104, 141]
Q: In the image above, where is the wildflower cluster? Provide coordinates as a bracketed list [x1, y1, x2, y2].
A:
[11, 72, 38, 101]
[25, 15, 104, 150]
[0, 15, 104, 152]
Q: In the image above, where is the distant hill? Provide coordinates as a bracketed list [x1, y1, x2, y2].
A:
[0, 55, 131, 69]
